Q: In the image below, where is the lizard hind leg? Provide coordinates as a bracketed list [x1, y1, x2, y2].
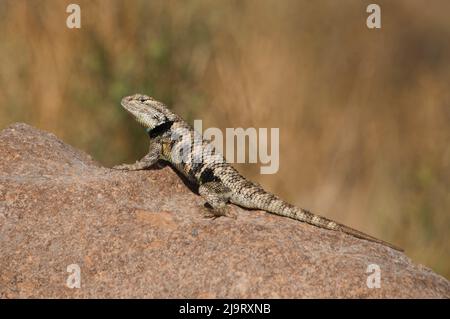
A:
[198, 182, 237, 219]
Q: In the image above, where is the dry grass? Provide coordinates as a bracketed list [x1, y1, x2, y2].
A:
[0, 0, 449, 277]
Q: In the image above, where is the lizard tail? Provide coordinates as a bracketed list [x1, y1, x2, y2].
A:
[330, 220, 403, 252]
[266, 200, 403, 251]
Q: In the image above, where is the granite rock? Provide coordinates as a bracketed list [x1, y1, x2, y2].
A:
[0, 123, 448, 298]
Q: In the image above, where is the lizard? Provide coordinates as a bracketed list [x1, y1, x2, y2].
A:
[113, 93, 403, 251]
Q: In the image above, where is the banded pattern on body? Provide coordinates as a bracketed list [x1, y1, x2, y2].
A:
[114, 93, 403, 251]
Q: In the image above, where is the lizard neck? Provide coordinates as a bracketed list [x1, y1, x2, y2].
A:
[147, 121, 174, 139]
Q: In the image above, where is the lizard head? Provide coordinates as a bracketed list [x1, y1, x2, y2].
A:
[120, 94, 178, 131]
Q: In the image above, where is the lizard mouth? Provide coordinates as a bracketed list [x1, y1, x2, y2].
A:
[120, 95, 133, 107]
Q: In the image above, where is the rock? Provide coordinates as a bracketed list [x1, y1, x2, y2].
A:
[0, 122, 448, 298]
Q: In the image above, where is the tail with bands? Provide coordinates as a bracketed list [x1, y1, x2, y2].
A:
[269, 201, 403, 251]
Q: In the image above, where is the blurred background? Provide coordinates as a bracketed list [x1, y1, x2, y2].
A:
[0, 0, 449, 278]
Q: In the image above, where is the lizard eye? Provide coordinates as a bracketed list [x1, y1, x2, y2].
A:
[139, 97, 148, 102]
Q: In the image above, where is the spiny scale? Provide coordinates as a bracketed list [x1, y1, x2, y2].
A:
[114, 93, 403, 252]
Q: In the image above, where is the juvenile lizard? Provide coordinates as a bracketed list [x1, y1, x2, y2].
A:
[114, 94, 402, 251]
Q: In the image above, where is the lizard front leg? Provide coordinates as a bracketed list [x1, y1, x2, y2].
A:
[198, 182, 237, 219]
[113, 141, 161, 171]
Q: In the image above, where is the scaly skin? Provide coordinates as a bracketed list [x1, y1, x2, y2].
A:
[114, 94, 403, 251]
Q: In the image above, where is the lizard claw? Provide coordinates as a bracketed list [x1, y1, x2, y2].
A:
[112, 164, 129, 171]
[203, 211, 221, 220]
[202, 206, 237, 220]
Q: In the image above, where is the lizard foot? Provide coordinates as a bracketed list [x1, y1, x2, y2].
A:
[112, 164, 131, 171]
[202, 205, 237, 220]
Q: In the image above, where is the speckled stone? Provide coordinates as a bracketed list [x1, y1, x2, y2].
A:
[0, 123, 448, 298]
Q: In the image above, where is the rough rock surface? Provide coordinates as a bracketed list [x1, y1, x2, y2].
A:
[0, 123, 448, 298]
